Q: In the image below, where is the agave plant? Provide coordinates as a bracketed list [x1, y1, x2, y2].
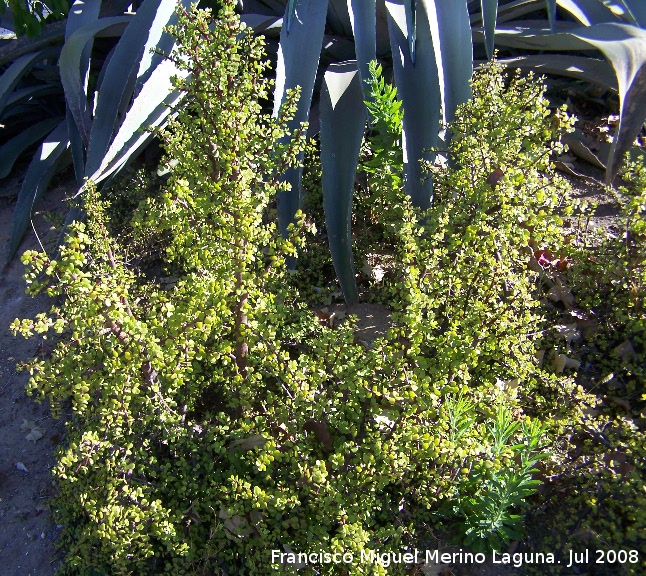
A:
[238, 0, 646, 304]
[0, 0, 192, 264]
[239, 0, 474, 304]
[475, 0, 646, 184]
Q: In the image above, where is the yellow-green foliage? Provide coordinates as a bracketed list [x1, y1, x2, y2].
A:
[11, 4, 643, 575]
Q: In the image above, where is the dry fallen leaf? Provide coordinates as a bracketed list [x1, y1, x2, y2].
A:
[603, 451, 636, 476]
[20, 419, 45, 442]
[546, 281, 576, 308]
[582, 404, 599, 418]
[303, 419, 333, 451]
[613, 339, 636, 364]
[553, 353, 581, 374]
[555, 323, 581, 344]
[315, 308, 331, 327]
[609, 396, 631, 412]
[229, 435, 267, 451]
[219, 506, 251, 538]
[329, 310, 346, 328]
[535, 349, 546, 367]
[281, 544, 307, 569]
[486, 167, 504, 187]
[496, 378, 520, 397]
[16, 462, 29, 473]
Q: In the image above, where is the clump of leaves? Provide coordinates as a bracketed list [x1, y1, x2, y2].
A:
[11, 12, 605, 575]
[520, 161, 646, 575]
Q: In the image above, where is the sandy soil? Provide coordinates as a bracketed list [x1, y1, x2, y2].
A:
[0, 181, 73, 576]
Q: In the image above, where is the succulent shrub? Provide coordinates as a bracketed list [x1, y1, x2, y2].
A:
[539, 161, 645, 574]
[10, 6, 599, 574]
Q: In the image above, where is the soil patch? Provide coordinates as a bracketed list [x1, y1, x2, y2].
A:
[0, 181, 74, 576]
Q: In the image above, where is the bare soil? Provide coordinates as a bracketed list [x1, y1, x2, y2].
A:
[0, 181, 72, 576]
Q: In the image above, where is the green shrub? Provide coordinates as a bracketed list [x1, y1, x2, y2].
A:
[11, 7, 608, 575]
[522, 160, 646, 575]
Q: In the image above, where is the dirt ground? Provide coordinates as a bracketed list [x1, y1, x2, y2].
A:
[0, 163, 618, 575]
[0, 181, 72, 576]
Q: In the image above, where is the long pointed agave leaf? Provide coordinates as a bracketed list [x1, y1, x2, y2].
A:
[320, 61, 366, 305]
[0, 20, 66, 67]
[347, 0, 376, 95]
[546, 0, 556, 31]
[327, 0, 353, 36]
[493, 22, 646, 182]
[386, 0, 439, 209]
[424, 0, 472, 124]
[273, 0, 328, 238]
[0, 46, 61, 114]
[87, 57, 189, 186]
[497, 54, 617, 90]
[2, 84, 60, 110]
[480, 0, 499, 59]
[65, 0, 104, 184]
[133, 0, 184, 93]
[572, 23, 646, 181]
[483, 1, 618, 27]
[404, 0, 416, 64]
[84, 0, 178, 179]
[0, 116, 62, 179]
[59, 17, 131, 146]
[6, 120, 70, 266]
[557, 0, 620, 25]
[621, 0, 646, 27]
[285, 0, 296, 34]
[0, 6, 16, 35]
[240, 13, 283, 35]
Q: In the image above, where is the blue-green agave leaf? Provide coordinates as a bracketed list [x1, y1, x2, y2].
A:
[386, 0, 438, 209]
[546, 0, 556, 31]
[0, 6, 16, 35]
[493, 22, 646, 182]
[240, 13, 283, 35]
[497, 54, 617, 90]
[480, 0, 499, 59]
[0, 116, 62, 179]
[621, 0, 646, 27]
[0, 46, 61, 114]
[285, 0, 296, 34]
[241, 0, 287, 14]
[327, 0, 353, 36]
[6, 120, 70, 265]
[571, 23, 646, 181]
[85, 0, 179, 179]
[59, 17, 131, 146]
[485, 1, 619, 27]
[489, 0, 543, 25]
[133, 0, 184, 93]
[347, 0, 377, 95]
[0, 20, 66, 67]
[404, 0, 416, 64]
[424, 0, 473, 124]
[65, 0, 104, 184]
[2, 84, 60, 110]
[320, 61, 366, 305]
[273, 0, 328, 237]
[557, 0, 620, 25]
[87, 58, 188, 186]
